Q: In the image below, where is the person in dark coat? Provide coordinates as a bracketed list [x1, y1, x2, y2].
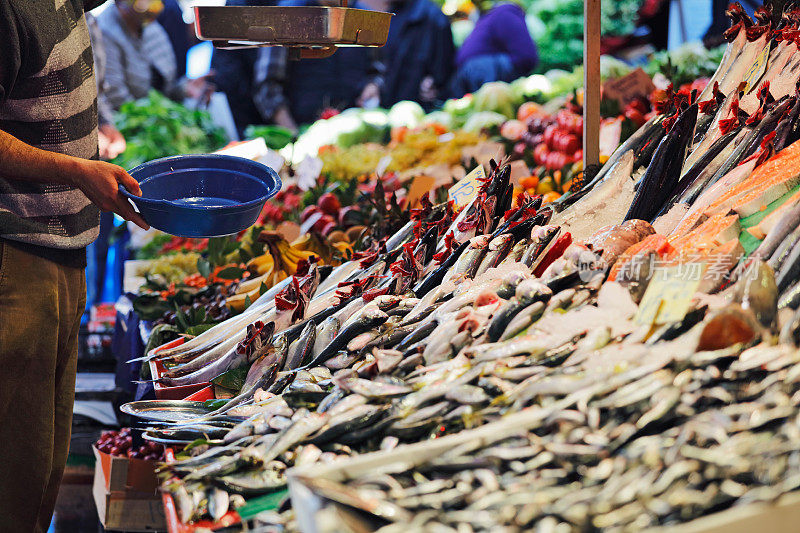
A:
[212, 47, 264, 136]
[157, 0, 194, 78]
[449, 2, 538, 97]
[252, 0, 380, 130]
[375, 0, 455, 108]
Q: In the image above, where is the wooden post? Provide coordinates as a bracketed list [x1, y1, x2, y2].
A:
[583, 0, 601, 168]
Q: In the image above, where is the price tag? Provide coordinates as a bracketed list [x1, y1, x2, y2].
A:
[634, 264, 705, 326]
[448, 165, 485, 208]
[742, 43, 771, 94]
[601, 68, 656, 107]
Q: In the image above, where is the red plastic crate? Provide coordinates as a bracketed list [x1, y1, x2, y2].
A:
[148, 338, 211, 400]
[183, 385, 214, 401]
[162, 449, 241, 532]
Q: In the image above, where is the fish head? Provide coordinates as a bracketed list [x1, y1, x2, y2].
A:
[516, 279, 553, 303]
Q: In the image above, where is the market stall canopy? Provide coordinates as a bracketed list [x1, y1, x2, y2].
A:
[193, 1, 392, 58]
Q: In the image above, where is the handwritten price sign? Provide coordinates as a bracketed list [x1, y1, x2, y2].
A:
[742, 43, 770, 94]
[448, 166, 485, 208]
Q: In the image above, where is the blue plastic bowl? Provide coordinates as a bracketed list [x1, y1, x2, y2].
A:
[122, 154, 282, 238]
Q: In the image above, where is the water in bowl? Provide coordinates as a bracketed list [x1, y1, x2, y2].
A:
[172, 196, 240, 207]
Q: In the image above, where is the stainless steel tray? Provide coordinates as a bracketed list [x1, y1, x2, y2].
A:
[193, 5, 392, 51]
[120, 400, 212, 422]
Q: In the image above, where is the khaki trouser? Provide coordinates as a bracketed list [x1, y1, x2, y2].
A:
[0, 241, 86, 533]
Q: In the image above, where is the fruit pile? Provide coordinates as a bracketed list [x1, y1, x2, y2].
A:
[502, 106, 583, 172]
[536, 109, 583, 170]
[256, 187, 303, 226]
[95, 428, 165, 461]
[300, 192, 343, 236]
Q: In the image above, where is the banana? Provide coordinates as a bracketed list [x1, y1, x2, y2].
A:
[246, 253, 274, 276]
[290, 233, 333, 264]
[227, 287, 260, 313]
[236, 272, 270, 295]
[291, 234, 312, 251]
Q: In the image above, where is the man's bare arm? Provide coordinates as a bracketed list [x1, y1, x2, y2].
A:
[0, 128, 149, 230]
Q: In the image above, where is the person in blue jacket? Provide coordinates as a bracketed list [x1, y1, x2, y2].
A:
[449, 1, 538, 97]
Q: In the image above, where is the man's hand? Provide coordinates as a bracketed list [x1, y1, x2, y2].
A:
[0, 128, 149, 230]
[273, 106, 298, 134]
[357, 82, 381, 108]
[420, 76, 437, 103]
[70, 159, 150, 230]
[98, 123, 126, 160]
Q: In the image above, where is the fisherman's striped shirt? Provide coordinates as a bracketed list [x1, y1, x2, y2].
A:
[0, 0, 102, 265]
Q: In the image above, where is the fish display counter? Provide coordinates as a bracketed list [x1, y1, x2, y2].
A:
[114, 2, 800, 531]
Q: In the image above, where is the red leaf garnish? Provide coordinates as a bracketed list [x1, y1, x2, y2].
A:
[662, 110, 680, 132]
[432, 231, 456, 265]
[295, 256, 317, 277]
[363, 286, 390, 301]
[742, 130, 776, 167]
[745, 23, 771, 41]
[698, 82, 721, 114]
[674, 87, 692, 109]
[718, 98, 740, 134]
[410, 194, 433, 222]
[352, 238, 388, 269]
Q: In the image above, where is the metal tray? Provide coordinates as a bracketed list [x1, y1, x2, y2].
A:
[193, 5, 392, 50]
[120, 400, 212, 422]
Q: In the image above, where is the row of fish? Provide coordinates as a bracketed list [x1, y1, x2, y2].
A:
[304, 341, 800, 532]
[137, 4, 800, 530]
[152, 202, 791, 529]
[552, 3, 800, 249]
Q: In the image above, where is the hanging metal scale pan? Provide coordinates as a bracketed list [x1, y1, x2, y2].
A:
[193, 2, 392, 58]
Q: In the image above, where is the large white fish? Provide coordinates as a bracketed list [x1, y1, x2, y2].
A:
[552, 150, 636, 242]
[719, 29, 771, 98]
[697, 13, 750, 102]
[764, 47, 800, 103]
[682, 90, 738, 174]
[740, 40, 797, 114]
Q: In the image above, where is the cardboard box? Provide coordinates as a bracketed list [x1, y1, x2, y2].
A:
[94, 445, 159, 493]
[93, 458, 166, 531]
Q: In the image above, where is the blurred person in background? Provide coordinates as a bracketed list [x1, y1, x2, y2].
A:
[87, 13, 127, 306]
[449, 1, 538, 97]
[98, 0, 214, 110]
[252, 0, 380, 131]
[87, 14, 126, 160]
[211, 0, 275, 137]
[366, 0, 455, 108]
[157, 0, 194, 79]
[639, 0, 670, 50]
